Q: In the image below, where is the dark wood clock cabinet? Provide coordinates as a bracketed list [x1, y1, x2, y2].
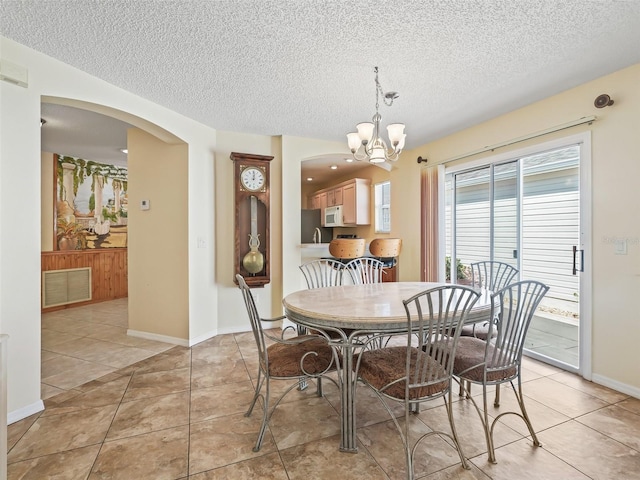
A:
[231, 152, 273, 287]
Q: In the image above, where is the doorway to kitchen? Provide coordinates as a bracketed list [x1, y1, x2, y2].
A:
[443, 133, 591, 375]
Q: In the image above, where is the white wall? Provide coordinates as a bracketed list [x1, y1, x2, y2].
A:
[0, 45, 43, 420]
[0, 37, 219, 420]
[0, 38, 345, 420]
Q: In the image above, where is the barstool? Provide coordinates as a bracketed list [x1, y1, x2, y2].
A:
[369, 238, 402, 267]
[328, 238, 366, 262]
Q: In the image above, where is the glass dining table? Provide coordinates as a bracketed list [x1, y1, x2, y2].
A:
[282, 281, 492, 453]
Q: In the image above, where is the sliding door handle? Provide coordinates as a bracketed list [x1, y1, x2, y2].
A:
[572, 246, 584, 275]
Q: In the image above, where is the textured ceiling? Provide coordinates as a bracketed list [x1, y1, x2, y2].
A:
[3, 0, 640, 180]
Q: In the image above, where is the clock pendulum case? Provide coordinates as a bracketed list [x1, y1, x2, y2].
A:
[230, 152, 273, 287]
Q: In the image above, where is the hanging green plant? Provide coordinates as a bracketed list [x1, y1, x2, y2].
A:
[57, 155, 128, 193]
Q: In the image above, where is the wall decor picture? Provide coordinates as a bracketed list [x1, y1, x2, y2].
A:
[55, 154, 128, 250]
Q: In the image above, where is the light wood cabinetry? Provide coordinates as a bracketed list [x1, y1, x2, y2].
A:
[310, 191, 327, 212]
[341, 179, 370, 225]
[309, 178, 370, 226]
[327, 186, 343, 207]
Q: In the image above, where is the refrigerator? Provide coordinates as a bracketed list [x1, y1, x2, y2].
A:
[300, 209, 333, 243]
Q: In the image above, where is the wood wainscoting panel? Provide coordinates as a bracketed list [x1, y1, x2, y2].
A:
[41, 249, 128, 312]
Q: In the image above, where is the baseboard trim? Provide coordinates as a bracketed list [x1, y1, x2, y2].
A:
[127, 329, 189, 347]
[8, 400, 44, 425]
[215, 324, 253, 336]
[592, 373, 640, 400]
[188, 330, 217, 347]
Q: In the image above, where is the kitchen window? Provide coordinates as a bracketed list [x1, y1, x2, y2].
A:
[374, 181, 391, 233]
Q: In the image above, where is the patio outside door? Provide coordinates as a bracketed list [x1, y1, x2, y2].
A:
[445, 143, 583, 371]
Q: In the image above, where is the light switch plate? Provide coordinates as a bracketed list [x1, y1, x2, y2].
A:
[614, 239, 627, 255]
[140, 199, 150, 211]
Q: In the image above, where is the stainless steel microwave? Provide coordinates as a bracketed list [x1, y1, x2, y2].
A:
[324, 205, 344, 227]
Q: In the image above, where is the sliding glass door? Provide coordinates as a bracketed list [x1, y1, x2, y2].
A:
[445, 144, 582, 370]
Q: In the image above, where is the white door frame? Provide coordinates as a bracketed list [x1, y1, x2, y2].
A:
[440, 132, 592, 379]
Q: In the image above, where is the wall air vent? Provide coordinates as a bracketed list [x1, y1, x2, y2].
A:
[42, 267, 92, 308]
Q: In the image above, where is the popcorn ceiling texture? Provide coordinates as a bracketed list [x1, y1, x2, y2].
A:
[2, 0, 640, 148]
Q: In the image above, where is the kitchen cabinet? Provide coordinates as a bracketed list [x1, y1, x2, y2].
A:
[341, 179, 370, 225]
[327, 186, 343, 207]
[309, 178, 370, 226]
[310, 192, 327, 213]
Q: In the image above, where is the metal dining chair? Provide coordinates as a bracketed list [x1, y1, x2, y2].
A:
[354, 285, 481, 480]
[460, 260, 519, 339]
[344, 257, 386, 284]
[299, 258, 347, 289]
[458, 260, 519, 400]
[236, 274, 336, 451]
[454, 280, 549, 463]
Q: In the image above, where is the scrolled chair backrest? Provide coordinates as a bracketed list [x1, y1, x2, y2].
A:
[299, 258, 347, 289]
[470, 261, 518, 292]
[344, 257, 385, 285]
[402, 285, 481, 390]
[485, 280, 550, 371]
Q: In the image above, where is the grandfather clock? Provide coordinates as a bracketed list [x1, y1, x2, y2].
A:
[231, 152, 273, 287]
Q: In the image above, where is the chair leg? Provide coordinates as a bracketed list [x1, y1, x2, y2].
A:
[459, 379, 471, 398]
[245, 370, 264, 417]
[403, 401, 414, 480]
[316, 377, 324, 396]
[494, 384, 501, 406]
[445, 389, 470, 470]
[482, 383, 498, 463]
[512, 378, 541, 447]
[457, 377, 496, 463]
[252, 375, 271, 452]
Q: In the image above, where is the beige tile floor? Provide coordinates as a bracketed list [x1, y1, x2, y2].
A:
[7, 299, 640, 479]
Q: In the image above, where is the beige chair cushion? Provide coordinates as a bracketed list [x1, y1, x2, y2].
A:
[453, 337, 517, 382]
[267, 336, 334, 377]
[358, 346, 448, 400]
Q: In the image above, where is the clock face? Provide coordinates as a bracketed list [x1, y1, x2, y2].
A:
[240, 166, 266, 191]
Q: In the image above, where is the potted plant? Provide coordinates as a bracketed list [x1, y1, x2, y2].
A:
[445, 256, 470, 284]
[56, 217, 86, 250]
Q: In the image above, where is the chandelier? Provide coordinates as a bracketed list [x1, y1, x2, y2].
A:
[347, 67, 406, 164]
